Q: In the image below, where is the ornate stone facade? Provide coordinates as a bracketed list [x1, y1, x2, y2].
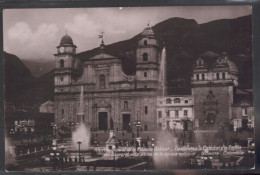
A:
[54, 27, 161, 131]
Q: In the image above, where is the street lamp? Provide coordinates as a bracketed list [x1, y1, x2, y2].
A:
[77, 141, 82, 163]
[60, 145, 65, 170]
[67, 122, 74, 132]
[9, 128, 15, 137]
[133, 116, 142, 138]
[151, 138, 155, 156]
[51, 146, 57, 170]
[51, 123, 57, 139]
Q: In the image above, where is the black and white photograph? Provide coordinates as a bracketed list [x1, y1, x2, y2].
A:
[3, 6, 254, 171]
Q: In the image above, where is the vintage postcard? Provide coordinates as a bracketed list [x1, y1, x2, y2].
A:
[3, 6, 254, 171]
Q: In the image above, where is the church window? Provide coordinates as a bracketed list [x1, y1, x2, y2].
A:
[242, 108, 248, 116]
[185, 100, 188, 104]
[99, 74, 106, 89]
[216, 72, 220, 80]
[144, 125, 148, 131]
[184, 110, 188, 116]
[145, 106, 148, 114]
[222, 72, 225, 79]
[166, 110, 170, 117]
[174, 98, 181, 103]
[202, 73, 205, 80]
[61, 109, 64, 115]
[196, 74, 199, 80]
[166, 98, 172, 104]
[60, 77, 63, 82]
[143, 53, 148, 61]
[60, 59, 64, 68]
[144, 72, 147, 77]
[144, 40, 147, 46]
[158, 111, 162, 118]
[175, 110, 179, 117]
[124, 101, 128, 110]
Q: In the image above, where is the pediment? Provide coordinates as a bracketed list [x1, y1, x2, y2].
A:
[89, 52, 118, 60]
[235, 100, 253, 107]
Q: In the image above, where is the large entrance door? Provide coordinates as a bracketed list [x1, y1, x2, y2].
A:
[183, 120, 188, 131]
[242, 118, 248, 130]
[99, 112, 108, 130]
[122, 114, 130, 130]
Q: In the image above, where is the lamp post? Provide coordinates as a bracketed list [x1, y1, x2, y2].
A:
[67, 122, 74, 132]
[151, 138, 155, 156]
[77, 141, 82, 163]
[51, 123, 57, 139]
[51, 146, 57, 170]
[133, 116, 142, 138]
[60, 145, 65, 170]
[9, 128, 15, 137]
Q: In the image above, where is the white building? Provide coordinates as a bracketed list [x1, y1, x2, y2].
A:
[157, 96, 194, 131]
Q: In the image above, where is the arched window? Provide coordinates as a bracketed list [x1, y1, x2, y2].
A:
[60, 59, 64, 68]
[174, 98, 181, 103]
[196, 74, 199, 80]
[124, 101, 128, 110]
[202, 74, 205, 80]
[222, 72, 225, 79]
[216, 72, 220, 80]
[143, 53, 148, 61]
[166, 98, 172, 104]
[144, 40, 147, 46]
[99, 74, 106, 89]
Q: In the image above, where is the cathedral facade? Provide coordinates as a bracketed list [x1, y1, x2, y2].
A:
[54, 26, 163, 131]
[54, 25, 254, 135]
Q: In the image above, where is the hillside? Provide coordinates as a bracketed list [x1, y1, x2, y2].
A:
[4, 52, 54, 108]
[77, 15, 252, 91]
[4, 15, 252, 107]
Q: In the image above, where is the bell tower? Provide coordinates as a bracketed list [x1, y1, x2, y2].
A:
[191, 53, 238, 131]
[136, 24, 160, 89]
[54, 34, 80, 93]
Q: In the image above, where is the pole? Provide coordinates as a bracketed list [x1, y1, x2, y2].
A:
[61, 146, 64, 170]
[113, 149, 115, 171]
[137, 124, 139, 138]
[53, 151, 56, 170]
[77, 141, 82, 163]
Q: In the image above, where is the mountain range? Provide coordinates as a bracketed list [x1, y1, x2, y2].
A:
[4, 15, 252, 108]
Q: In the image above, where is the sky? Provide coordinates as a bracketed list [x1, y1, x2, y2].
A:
[3, 6, 252, 61]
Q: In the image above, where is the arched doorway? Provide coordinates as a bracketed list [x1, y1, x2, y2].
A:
[206, 113, 216, 129]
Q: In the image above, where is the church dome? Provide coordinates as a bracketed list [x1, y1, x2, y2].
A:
[141, 26, 155, 36]
[227, 59, 238, 74]
[60, 34, 74, 45]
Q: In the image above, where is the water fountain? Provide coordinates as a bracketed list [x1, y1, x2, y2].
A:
[153, 46, 180, 169]
[159, 46, 167, 97]
[66, 85, 94, 162]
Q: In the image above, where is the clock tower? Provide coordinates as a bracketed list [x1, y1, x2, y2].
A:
[54, 34, 81, 93]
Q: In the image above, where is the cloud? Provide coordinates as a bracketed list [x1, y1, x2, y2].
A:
[8, 22, 58, 46]
[8, 22, 32, 42]
[64, 13, 126, 39]
[7, 22, 59, 59]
